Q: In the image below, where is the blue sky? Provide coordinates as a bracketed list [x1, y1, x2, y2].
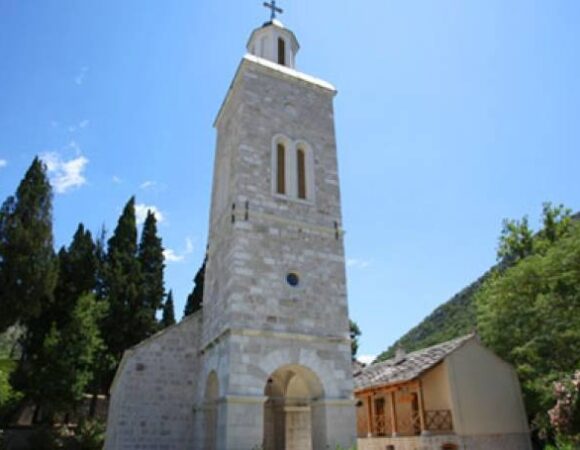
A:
[1, 1, 579, 361]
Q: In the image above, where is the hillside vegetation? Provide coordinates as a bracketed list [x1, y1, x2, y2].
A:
[376, 210, 579, 363]
[375, 274, 483, 362]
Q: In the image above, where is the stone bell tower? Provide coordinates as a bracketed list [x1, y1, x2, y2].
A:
[103, 6, 355, 450]
[196, 7, 357, 450]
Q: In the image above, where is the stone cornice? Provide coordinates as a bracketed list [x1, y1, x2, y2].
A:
[214, 55, 336, 128]
[201, 326, 350, 354]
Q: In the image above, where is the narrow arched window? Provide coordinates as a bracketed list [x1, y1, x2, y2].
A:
[276, 143, 286, 195]
[278, 38, 286, 65]
[297, 148, 306, 199]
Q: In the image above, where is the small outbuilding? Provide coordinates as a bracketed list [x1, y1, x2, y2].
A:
[354, 334, 532, 450]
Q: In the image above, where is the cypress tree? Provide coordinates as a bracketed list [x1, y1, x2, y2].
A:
[0, 157, 57, 332]
[183, 256, 206, 317]
[103, 197, 141, 361]
[52, 224, 97, 328]
[138, 210, 165, 336]
[161, 290, 176, 328]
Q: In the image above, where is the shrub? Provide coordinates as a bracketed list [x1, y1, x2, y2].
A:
[0, 360, 22, 426]
[548, 371, 580, 447]
[65, 419, 106, 450]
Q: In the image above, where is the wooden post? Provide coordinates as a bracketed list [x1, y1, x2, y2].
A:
[417, 380, 429, 436]
[367, 394, 373, 437]
[389, 390, 398, 437]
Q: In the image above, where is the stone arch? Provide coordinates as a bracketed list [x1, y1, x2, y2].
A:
[204, 371, 219, 450]
[263, 364, 326, 450]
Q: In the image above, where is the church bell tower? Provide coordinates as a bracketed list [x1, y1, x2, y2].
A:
[198, 5, 356, 450]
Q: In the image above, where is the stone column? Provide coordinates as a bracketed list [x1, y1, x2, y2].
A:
[285, 406, 312, 450]
[315, 399, 357, 450]
[219, 395, 267, 450]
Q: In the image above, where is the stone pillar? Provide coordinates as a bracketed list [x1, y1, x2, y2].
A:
[220, 395, 267, 450]
[316, 399, 357, 450]
[285, 406, 312, 450]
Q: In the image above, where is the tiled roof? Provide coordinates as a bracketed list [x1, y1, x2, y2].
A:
[352, 360, 366, 377]
[354, 334, 475, 391]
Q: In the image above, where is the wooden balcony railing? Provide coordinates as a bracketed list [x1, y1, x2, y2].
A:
[373, 414, 391, 436]
[370, 410, 453, 437]
[397, 411, 421, 435]
[425, 409, 453, 432]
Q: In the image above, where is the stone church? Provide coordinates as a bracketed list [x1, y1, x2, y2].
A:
[104, 9, 357, 450]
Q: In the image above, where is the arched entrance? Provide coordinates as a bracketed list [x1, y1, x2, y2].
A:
[204, 371, 219, 450]
[263, 365, 324, 450]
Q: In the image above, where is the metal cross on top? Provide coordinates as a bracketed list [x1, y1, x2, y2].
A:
[263, 0, 283, 21]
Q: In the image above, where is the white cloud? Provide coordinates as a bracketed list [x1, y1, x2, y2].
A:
[75, 66, 88, 85]
[139, 180, 157, 190]
[346, 258, 371, 269]
[358, 354, 376, 365]
[135, 204, 165, 225]
[163, 237, 195, 265]
[0, 159, 7, 168]
[112, 176, 122, 184]
[164, 248, 185, 263]
[41, 151, 89, 194]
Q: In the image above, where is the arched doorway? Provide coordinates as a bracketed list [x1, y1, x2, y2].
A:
[263, 365, 324, 450]
[204, 371, 219, 450]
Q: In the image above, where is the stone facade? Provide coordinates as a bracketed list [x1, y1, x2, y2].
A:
[105, 313, 203, 449]
[105, 19, 356, 450]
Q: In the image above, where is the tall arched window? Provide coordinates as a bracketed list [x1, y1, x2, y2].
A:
[278, 38, 286, 65]
[276, 143, 286, 195]
[297, 148, 307, 199]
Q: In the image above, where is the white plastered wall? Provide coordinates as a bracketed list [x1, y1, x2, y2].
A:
[445, 339, 530, 435]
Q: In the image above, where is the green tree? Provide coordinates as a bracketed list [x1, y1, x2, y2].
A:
[137, 210, 165, 336]
[184, 256, 206, 317]
[497, 215, 534, 263]
[349, 320, 361, 360]
[51, 224, 97, 329]
[536, 202, 572, 252]
[102, 197, 141, 362]
[16, 294, 107, 418]
[0, 157, 58, 332]
[161, 290, 176, 328]
[477, 219, 580, 430]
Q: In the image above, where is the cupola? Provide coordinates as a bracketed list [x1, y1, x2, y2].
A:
[247, 19, 300, 69]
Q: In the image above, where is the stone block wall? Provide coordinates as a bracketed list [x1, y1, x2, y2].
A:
[104, 313, 202, 450]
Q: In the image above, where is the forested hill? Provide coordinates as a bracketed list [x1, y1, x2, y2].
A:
[374, 271, 487, 362]
[375, 211, 580, 363]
